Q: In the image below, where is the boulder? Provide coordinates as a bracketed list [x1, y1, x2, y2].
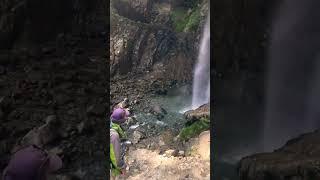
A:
[132, 130, 145, 144]
[184, 103, 210, 124]
[17, 115, 61, 149]
[238, 130, 320, 180]
[114, 98, 130, 109]
[150, 104, 167, 119]
[164, 149, 179, 157]
[197, 131, 210, 160]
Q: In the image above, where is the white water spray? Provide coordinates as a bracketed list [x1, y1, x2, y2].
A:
[191, 16, 210, 109]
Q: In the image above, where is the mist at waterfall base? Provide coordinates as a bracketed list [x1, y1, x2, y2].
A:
[263, 0, 320, 152]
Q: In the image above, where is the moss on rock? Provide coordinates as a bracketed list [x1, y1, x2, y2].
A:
[178, 117, 210, 141]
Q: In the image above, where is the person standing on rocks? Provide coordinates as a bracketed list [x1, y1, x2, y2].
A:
[110, 107, 130, 178]
[2, 145, 62, 180]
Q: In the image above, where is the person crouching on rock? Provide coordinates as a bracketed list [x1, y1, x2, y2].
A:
[110, 108, 130, 178]
[2, 145, 62, 180]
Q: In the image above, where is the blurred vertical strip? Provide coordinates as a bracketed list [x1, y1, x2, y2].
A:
[105, 0, 110, 178]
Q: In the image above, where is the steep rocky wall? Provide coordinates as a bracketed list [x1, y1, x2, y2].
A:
[212, 0, 276, 149]
[213, 0, 275, 105]
[110, 0, 208, 84]
[109, 0, 209, 108]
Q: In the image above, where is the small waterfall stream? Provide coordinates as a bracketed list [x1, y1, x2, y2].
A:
[191, 15, 210, 109]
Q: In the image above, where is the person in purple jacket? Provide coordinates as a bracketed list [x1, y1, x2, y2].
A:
[2, 145, 62, 180]
[110, 107, 130, 178]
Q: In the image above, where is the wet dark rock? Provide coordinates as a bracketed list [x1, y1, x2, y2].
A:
[28, 47, 42, 59]
[86, 104, 105, 116]
[41, 47, 56, 55]
[0, 65, 5, 74]
[155, 88, 167, 95]
[150, 104, 167, 119]
[73, 48, 84, 55]
[0, 53, 10, 65]
[28, 71, 43, 82]
[239, 130, 320, 180]
[55, 94, 72, 105]
[0, 108, 4, 120]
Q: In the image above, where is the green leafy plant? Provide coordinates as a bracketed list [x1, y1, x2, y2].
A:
[170, 3, 201, 33]
[178, 117, 210, 141]
[171, 8, 189, 32]
[184, 7, 201, 32]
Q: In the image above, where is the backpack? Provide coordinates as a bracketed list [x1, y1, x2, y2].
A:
[110, 122, 126, 139]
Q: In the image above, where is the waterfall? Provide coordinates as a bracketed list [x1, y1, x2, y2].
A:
[191, 16, 210, 109]
[263, 0, 320, 151]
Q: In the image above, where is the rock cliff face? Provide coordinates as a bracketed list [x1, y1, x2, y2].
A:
[213, 0, 275, 106]
[212, 0, 275, 166]
[238, 130, 320, 180]
[110, 0, 209, 108]
[110, 0, 208, 83]
[184, 103, 210, 124]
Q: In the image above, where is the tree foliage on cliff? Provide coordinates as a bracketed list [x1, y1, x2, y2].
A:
[170, 6, 200, 33]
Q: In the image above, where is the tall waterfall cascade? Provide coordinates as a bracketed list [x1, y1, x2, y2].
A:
[191, 16, 210, 109]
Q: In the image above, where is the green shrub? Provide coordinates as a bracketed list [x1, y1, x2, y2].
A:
[170, 8, 188, 32]
[170, 6, 201, 33]
[184, 8, 201, 32]
[178, 117, 210, 141]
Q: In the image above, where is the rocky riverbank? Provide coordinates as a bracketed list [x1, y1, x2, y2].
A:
[114, 97, 211, 180]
